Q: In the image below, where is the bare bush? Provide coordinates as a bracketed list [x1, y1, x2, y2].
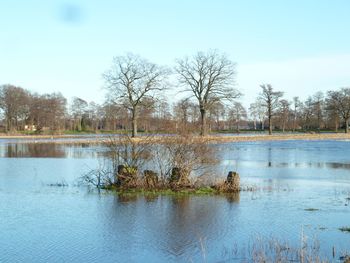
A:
[80, 160, 115, 189]
[152, 135, 219, 189]
[84, 134, 221, 191]
[104, 134, 154, 188]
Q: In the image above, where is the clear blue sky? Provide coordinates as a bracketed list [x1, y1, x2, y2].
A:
[1, 0, 350, 106]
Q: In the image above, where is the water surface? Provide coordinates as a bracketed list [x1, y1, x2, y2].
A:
[0, 140, 349, 262]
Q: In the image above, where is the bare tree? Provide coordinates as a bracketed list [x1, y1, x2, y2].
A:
[29, 92, 66, 131]
[327, 88, 350, 133]
[292, 96, 301, 132]
[325, 95, 341, 132]
[229, 102, 247, 132]
[249, 99, 266, 131]
[103, 53, 168, 137]
[259, 84, 284, 135]
[277, 99, 290, 132]
[102, 101, 129, 131]
[71, 97, 88, 131]
[300, 97, 313, 130]
[208, 101, 225, 131]
[175, 50, 241, 136]
[311, 91, 325, 131]
[0, 84, 30, 131]
[86, 101, 101, 131]
[174, 98, 190, 128]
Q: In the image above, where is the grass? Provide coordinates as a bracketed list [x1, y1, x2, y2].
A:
[304, 208, 320, 211]
[1, 132, 350, 146]
[47, 181, 68, 187]
[102, 186, 219, 196]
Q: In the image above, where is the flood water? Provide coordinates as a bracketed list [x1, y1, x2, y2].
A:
[0, 139, 350, 262]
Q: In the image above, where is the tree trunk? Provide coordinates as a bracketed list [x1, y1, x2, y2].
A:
[345, 118, 349, 134]
[293, 116, 297, 132]
[6, 117, 11, 132]
[268, 103, 273, 135]
[335, 118, 338, 133]
[132, 107, 138, 138]
[268, 115, 272, 135]
[200, 108, 207, 136]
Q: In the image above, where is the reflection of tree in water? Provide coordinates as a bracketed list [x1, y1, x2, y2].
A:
[267, 147, 272, 167]
[161, 196, 230, 258]
[117, 193, 138, 203]
[5, 143, 66, 157]
[98, 194, 241, 261]
[225, 192, 240, 203]
[2, 143, 100, 158]
[144, 194, 158, 203]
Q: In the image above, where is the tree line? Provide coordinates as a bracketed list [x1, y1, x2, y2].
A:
[1, 50, 350, 135]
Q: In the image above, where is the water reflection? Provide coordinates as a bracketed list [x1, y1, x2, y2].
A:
[103, 194, 240, 260]
[1, 140, 350, 262]
[268, 147, 272, 167]
[2, 143, 66, 158]
[0, 143, 101, 159]
[117, 193, 138, 203]
[267, 161, 350, 170]
[144, 194, 159, 203]
[225, 193, 240, 203]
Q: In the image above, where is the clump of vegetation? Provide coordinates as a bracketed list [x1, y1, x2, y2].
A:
[339, 227, 350, 233]
[341, 255, 350, 263]
[215, 235, 342, 263]
[212, 171, 240, 193]
[47, 180, 68, 187]
[304, 208, 319, 211]
[81, 134, 241, 194]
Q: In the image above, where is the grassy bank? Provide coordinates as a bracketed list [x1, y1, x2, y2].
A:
[1, 132, 350, 145]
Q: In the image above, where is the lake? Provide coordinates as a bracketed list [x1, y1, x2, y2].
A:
[0, 139, 349, 262]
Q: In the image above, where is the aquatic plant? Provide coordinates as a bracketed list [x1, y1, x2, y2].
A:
[304, 208, 319, 211]
[339, 227, 350, 233]
[47, 180, 68, 187]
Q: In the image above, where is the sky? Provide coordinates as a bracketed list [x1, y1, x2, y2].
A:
[1, 0, 350, 107]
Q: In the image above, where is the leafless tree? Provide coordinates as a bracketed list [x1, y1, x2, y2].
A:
[300, 97, 313, 130]
[153, 99, 173, 132]
[102, 101, 129, 131]
[138, 97, 156, 132]
[292, 96, 301, 132]
[70, 97, 88, 131]
[312, 91, 325, 131]
[249, 99, 266, 130]
[277, 99, 290, 132]
[175, 50, 241, 136]
[173, 98, 198, 133]
[327, 88, 350, 133]
[0, 84, 30, 131]
[259, 84, 284, 135]
[86, 101, 101, 131]
[208, 101, 225, 131]
[229, 102, 247, 132]
[325, 96, 341, 132]
[103, 53, 168, 137]
[29, 92, 66, 131]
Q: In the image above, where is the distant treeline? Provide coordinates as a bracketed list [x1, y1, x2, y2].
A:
[1, 51, 349, 135]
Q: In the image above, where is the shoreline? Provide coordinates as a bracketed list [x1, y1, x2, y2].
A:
[0, 132, 350, 144]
